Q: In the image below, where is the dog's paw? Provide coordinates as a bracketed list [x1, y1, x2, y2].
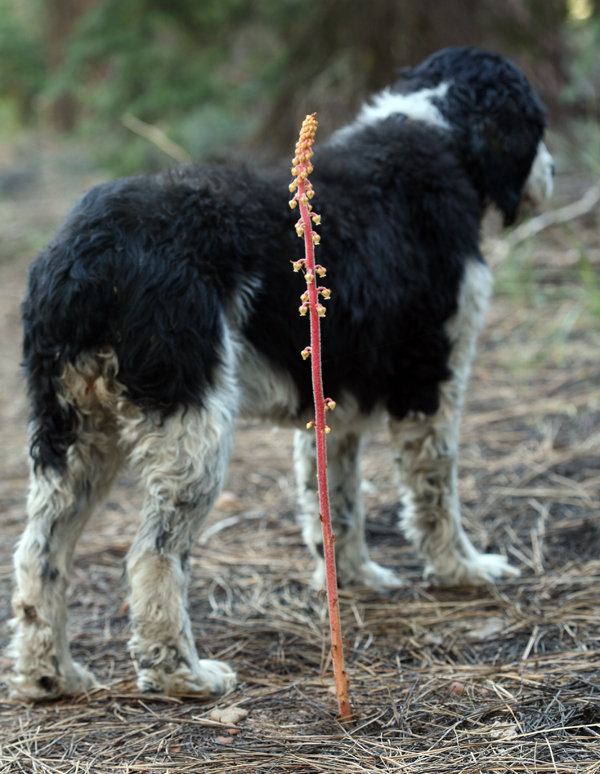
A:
[62, 661, 99, 695]
[355, 560, 403, 589]
[197, 659, 237, 695]
[426, 552, 520, 586]
[8, 660, 97, 701]
[313, 559, 403, 590]
[473, 553, 521, 582]
[138, 658, 236, 697]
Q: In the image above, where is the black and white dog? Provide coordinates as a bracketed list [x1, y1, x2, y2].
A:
[10, 47, 553, 700]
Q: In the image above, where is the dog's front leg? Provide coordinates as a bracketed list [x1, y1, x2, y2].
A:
[125, 401, 237, 697]
[389, 259, 519, 585]
[294, 428, 402, 589]
[390, 389, 519, 585]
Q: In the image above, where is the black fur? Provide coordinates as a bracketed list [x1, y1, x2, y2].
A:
[396, 47, 547, 224]
[22, 47, 546, 470]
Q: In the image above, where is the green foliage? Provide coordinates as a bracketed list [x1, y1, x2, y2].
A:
[0, 0, 45, 122]
[56, 0, 295, 165]
[580, 253, 600, 325]
[563, 15, 600, 109]
[0, 0, 595, 174]
[60, 0, 228, 119]
[494, 242, 540, 307]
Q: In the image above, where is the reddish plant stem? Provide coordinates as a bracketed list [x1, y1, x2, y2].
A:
[298, 179, 352, 724]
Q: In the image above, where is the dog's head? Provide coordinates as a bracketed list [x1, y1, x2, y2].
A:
[392, 47, 552, 225]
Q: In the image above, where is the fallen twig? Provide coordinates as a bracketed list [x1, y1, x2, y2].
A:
[121, 113, 193, 165]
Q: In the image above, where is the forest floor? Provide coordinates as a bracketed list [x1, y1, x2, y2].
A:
[0, 127, 599, 773]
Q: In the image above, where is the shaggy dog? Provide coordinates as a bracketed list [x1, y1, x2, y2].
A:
[10, 47, 554, 700]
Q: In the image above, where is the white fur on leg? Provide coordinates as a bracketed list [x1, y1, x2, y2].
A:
[294, 426, 402, 589]
[10, 556, 98, 699]
[10, 407, 121, 700]
[127, 553, 235, 696]
[8, 619, 97, 700]
[124, 360, 238, 696]
[392, 260, 519, 586]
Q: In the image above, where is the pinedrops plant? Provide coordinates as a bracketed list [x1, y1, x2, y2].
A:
[289, 114, 353, 724]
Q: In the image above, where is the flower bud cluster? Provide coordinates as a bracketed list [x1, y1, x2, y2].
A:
[288, 116, 332, 334]
[289, 113, 317, 207]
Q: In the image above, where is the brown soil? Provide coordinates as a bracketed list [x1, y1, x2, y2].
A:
[0, 134, 599, 773]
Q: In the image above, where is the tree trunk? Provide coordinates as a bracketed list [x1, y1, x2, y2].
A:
[46, 0, 90, 131]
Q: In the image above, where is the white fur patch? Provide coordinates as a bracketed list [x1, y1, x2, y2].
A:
[235, 338, 300, 424]
[333, 82, 450, 143]
[523, 141, 554, 205]
[445, 258, 493, 392]
[225, 276, 263, 329]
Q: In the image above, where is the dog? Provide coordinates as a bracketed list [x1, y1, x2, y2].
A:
[9, 47, 553, 700]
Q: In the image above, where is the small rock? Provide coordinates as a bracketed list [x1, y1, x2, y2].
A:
[449, 681, 468, 696]
[216, 736, 234, 744]
[214, 491, 244, 511]
[210, 706, 249, 725]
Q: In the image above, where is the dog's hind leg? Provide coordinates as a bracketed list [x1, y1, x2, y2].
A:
[390, 259, 519, 585]
[123, 382, 238, 697]
[10, 399, 122, 700]
[294, 428, 402, 589]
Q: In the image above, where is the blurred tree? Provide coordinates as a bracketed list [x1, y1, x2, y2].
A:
[56, 0, 575, 161]
[264, 0, 573, 153]
[563, 0, 600, 114]
[0, 0, 45, 123]
[46, 0, 91, 130]
[1, 0, 595, 168]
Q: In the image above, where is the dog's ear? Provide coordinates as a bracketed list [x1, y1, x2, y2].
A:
[397, 48, 547, 225]
[468, 93, 545, 226]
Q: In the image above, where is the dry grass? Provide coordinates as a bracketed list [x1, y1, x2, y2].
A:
[0, 132, 599, 773]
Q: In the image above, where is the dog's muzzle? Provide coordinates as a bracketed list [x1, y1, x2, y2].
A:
[523, 141, 554, 206]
